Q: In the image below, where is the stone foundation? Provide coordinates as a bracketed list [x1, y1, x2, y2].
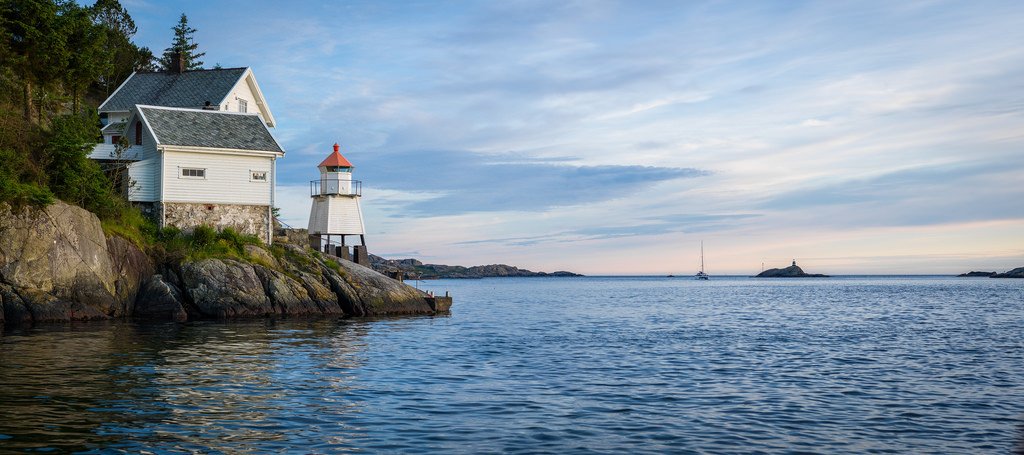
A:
[162, 202, 270, 243]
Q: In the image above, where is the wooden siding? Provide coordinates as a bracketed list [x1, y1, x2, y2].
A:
[162, 150, 273, 205]
[224, 75, 266, 124]
[308, 196, 365, 235]
[128, 158, 158, 202]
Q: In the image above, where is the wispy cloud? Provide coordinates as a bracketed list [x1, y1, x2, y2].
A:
[130, 0, 1024, 273]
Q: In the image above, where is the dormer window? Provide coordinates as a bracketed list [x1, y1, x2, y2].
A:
[134, 121, 142, 145]
[238, 99, 247, 113]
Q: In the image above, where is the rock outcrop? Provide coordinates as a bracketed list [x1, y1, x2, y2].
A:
[992, 267, 1024, 278]
[369, 254, 582, 279]
[2, 202, 448, 325]
[754, 264, 829, 278]
[0, 201, 150, 323]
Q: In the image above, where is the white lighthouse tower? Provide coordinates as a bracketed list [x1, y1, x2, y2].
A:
[308, 143, 367, 263]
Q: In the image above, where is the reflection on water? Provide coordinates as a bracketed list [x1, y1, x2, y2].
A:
[1, 276, 1023, 453]
[0, 320, 374, 453]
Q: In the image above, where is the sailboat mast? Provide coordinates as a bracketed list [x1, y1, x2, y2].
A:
[700, 241, 705, 273]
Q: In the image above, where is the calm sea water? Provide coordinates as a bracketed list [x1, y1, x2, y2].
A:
[1, 276, 1023, 453]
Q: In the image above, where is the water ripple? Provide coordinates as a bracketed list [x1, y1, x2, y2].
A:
[1, 276, 1023, 453]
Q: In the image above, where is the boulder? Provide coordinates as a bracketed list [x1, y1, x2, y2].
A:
[0, 201, 120, 322]
[0, 201, 117, 296]
[107, 236, 155, 314]
[134, 275, 187, 321]
[180, 259, 274, 318]
[245, 244, 280, 269]
[332, 258, 433, 315]
[252, 265, 324, 316]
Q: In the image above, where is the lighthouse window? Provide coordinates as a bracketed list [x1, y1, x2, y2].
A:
[181, 168, 206, 179]
[250, 170, 267, 181]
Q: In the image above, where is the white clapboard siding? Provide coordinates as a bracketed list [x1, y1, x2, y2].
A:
[162, 150, 272, 205]
[128, 158, 158, 201]
[308, 196, 365, 235]
[223, 74, 267, 125]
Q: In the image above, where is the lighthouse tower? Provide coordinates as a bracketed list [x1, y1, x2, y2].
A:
[308, 143, 367, 263]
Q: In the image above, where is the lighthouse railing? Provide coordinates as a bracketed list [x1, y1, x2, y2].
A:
[310, 179, 362, 197]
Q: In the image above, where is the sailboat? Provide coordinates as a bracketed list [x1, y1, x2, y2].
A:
[695, 241, 709, 280]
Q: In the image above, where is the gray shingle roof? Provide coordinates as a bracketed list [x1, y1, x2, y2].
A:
[140, 106, 283, 153]
[101, 121, 125, 133]
[100, 68, 247, 112]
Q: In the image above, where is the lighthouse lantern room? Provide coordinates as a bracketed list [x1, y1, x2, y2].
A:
[308, 143, 368, 264]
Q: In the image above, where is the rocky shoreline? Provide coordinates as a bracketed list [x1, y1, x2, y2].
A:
[0, 202, 448, 326]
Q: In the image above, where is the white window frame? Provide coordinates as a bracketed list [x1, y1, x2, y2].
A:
[238, 98, 248, 113]
[180, 167, 207, 179]
[249, 170, 268, 182]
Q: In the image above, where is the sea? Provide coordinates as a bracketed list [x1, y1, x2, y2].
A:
[1, 275, 1023, 453]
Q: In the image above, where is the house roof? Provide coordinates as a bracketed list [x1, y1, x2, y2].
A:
[319, 144, 353, 167]
[138, 106, 284, 154]
[99, 68, 248, 112]
[100, 121, 125, 134]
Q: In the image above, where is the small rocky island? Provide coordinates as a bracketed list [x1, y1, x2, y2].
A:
[370, 255, 582, 279]
[754, 261, 829, 278]
[957, 271, 997, 277]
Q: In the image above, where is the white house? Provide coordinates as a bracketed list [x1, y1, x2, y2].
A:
[90, 63, 284, 243]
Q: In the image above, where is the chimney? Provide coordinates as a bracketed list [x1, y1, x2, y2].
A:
[172, 51, 185, 73]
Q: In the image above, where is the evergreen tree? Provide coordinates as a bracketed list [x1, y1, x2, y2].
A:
[159, 13, 204, 71]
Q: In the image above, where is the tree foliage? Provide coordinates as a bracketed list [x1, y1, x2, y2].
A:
[0, 0, 169, 218]
[159, 13, 204, 71]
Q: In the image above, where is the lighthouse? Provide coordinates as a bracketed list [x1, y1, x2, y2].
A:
[308, 143, 368, 264]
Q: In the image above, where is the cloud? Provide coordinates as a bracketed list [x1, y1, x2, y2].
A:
[349, 149, 707, 216]
[133, 0, 1024, 272]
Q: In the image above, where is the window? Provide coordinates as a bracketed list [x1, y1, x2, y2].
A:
[134, 121, 142, 145]
[238, 99, 248, 113]
[111, 135, 121, 144]
[181, 168, 206, 179]
[250, 170, 267, 182]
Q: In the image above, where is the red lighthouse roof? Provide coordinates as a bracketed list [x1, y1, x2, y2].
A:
[319, 143, 353, 167]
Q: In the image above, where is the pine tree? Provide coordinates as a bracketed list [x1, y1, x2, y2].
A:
[159, 13, 204, 71]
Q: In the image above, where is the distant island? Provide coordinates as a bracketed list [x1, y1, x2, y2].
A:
[370, 255, 582, 279]
[958, 271, 997, 277]
[956, 267, 1023, 278]
[754, 261, 829, 278]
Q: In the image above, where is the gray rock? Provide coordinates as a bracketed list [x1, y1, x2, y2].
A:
[134, 275, 187, 321]
[0, 201, 117, 298]
[0, 284, 28, 324]
[180, 259, 274, 318]
[107, 236, 155, 314]
[332, 258, 433, 315]
[245, 244, 280, 269]
[252, 265, 323, 316]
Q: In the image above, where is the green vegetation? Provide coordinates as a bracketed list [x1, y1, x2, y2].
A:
[159, 13, 204, 71]
[0, 0, 154, 212]
[0, 2, 259, 266]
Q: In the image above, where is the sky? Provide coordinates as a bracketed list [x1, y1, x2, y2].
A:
[123, 0, 1024, 275]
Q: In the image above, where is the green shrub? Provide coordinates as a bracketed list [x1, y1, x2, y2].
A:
[190, 225, 217, 248]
